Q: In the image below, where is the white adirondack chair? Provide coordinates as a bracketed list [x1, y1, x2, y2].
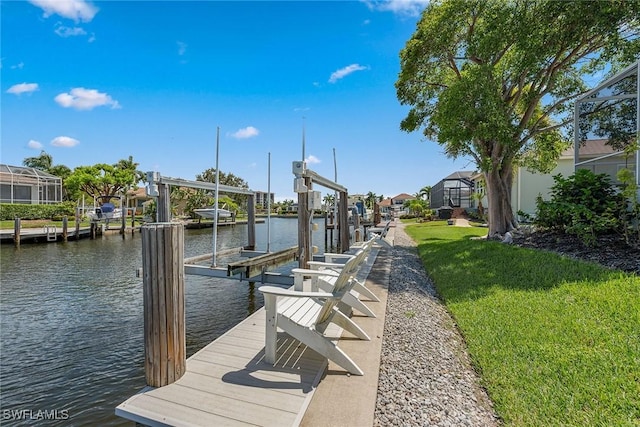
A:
[308, 237, 380, 304]
[259, 255, 370, 376]
[300, 248, 377, 318]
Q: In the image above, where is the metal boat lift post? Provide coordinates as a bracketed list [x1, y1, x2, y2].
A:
[293, 160, 349, 269]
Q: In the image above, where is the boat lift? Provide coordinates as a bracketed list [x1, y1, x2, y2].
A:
[145, 171, 298, 285]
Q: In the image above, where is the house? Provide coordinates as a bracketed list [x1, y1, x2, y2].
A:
[126, 187, 153, 214]
[0, 164, 62, 205]
[431, 171, 475, 211]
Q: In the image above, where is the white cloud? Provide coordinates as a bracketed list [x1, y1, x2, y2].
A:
[54, 87, 121, 110]
[362, 0, 428, 17]
[55, 24, 87, 37]
[6, 83, 39, 95]
[230, 126, 259, 139]
[294, 107, 311, 112]
[28, 140, 43, 150]
[11, 62, 25, 69]
[177, 41, 187, 56]
[51, 136, 80, 147]
[328, 64, 368, 83]
[29, 0, 98, 22]
[88, 33, 96, 43]
[305, 155, 321, 164]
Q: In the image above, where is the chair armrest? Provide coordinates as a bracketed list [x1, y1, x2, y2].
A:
[322, 253, 355, 263]
[258, 286, 334, 299]
[308, 261, 344, 270]
[291, 268, 340, 277]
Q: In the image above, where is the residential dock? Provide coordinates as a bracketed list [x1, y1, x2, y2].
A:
[116, 225, 395, 427]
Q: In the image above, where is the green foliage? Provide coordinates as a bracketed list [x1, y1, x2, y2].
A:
[396, 0, 639, 235]
[0, 202, 76, 221]
[403, 198, 430, 217]
[65, 160, 141, 203]
[617, 167, 640, 248]
[406, 221, 640, 425]
[196, 168, 249, 207]
[534, 169, 626, 246]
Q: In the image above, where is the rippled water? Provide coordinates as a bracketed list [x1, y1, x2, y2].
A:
[0, 218, 328, 426]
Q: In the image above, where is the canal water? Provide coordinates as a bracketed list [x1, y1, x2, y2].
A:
[0, 218, 329, 426]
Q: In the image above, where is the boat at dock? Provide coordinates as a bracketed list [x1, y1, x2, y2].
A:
[193, 206, 232, 219]
[86, 202, 123, 222]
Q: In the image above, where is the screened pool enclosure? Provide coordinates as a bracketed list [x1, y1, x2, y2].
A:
[574, 60, 639, 189]
[0, 164, 63, 204]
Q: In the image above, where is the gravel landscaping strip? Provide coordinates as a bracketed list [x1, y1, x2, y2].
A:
[374, 223, 499, 427]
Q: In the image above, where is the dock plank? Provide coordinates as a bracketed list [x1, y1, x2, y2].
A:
[117, 305, 334, 427]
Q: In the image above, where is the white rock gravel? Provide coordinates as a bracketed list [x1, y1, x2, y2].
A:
[374, 223, 499, 427]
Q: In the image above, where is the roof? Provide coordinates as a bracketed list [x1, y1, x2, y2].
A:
[391, 193, 415, 201]
[378, 198, 392, 207]
[127, 187, 150, 198]
[442, 171, 475, 181]
[0, 164, 61, 179]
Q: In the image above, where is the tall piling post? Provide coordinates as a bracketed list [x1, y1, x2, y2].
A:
[13, 218, 20, 247]
[141, 222, 186, 387]
[298, 177, 312, 268]
[247, 194, 256, 250]
[62, 216, 68, 242]
[75, 208, 81, 240]
[339, 191, 349, 252]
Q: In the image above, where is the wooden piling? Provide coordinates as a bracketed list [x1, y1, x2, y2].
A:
[247, 195, 256, 250]
[298, 178, 312, 268]
[157, 183, 171, 222]
[13, 218, 20, 247]
[339, 191, 349, 252]
[62, 216, 68, 242]
[75, 209, 81, 240]
[141, 223, 186, 387]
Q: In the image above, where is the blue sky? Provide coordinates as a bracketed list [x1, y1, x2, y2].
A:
[1, 0, 473, 202]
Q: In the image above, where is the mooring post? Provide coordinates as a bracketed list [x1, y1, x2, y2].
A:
[339, 191, 349, 252]
[157, 183, 171, 223]
[13, 218, 20, 247]
[62, 216, 68, 242]
[298, 177, 312, 268]
[141, 222, 186, 387]
[247, 194, 256, 250]
[75, 208, 81, 240]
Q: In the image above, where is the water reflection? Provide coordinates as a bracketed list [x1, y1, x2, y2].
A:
[0, 218, 326, 426]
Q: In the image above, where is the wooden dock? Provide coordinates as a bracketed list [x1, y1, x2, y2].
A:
[116, 306, 341, 426]
[0, 226, 94, 243]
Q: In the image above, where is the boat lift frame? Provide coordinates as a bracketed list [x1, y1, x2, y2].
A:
[145, 171, 297, 285]
[293, 160, 350, 269]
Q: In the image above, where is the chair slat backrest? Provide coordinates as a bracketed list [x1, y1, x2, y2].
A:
[314, 253, 361, 325]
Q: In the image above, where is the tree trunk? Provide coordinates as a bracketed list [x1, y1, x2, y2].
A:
[485, 166, 517, 237]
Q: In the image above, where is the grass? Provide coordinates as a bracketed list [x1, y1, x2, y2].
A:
[405, 221, 640, 426]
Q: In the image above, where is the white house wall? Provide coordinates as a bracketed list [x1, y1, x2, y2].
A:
[512, 159, 574, 217]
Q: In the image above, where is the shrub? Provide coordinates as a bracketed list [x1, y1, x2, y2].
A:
[534, 169, 626, 246]
[0, 202, 76, 221]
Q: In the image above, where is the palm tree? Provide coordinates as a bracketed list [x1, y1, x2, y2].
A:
[23, 151, 53, 171]
[418, 185, 432, 202]
[323, 194, 335, 210]
[365, 191, 377, 209]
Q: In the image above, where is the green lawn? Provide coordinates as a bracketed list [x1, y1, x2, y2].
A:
[405, 221, 640, 426]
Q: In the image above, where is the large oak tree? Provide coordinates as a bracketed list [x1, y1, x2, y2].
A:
[396, 0, 639, 236]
